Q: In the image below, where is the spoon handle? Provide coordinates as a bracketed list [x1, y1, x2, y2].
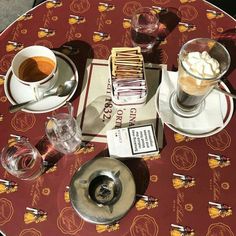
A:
[214, 86, 236, 99]
[9, 100, 38, 113]
[9, 92, 56, 113]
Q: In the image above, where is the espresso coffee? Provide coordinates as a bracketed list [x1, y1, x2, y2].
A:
[19, 56, 55, 82]
[177, 88, 206, 110]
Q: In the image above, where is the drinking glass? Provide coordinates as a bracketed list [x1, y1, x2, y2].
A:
[0, 136, 45, 180]
[131, 7, 159, 52]
[170, 38, 231, 118]
[45, 103, 82, 154]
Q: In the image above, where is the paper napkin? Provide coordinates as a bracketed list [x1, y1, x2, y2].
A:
[158, 69, 223, 133]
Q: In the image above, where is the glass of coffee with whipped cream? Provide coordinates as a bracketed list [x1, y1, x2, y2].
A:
[170, 38, 230, 117]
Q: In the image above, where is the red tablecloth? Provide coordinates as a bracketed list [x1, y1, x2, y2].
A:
[0, 0, 236, 235]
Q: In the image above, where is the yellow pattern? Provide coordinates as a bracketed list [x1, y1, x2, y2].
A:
[64, 188, 70, 203]
[6, 41, 24, 52]
[143, 154, 160, 161]
[18, 13, 33, 21]
[46, 1, 62, 8]
[74, 143, 94, 154]
[208, 206, 232, 219]
[8, 138, 17, 147]
[98, 3, 115, 12]
[174, 133, 194, 143]
[136, 199, 158, 211]
[172, 178, 185, 189]
[208, 158, 219, 168]
[0, 183, 17, 194]
[96, 223, 119, 233]
[0, 77, 4, 86]
[24, 211, 47, 224]
[208, 156, 230, 169]
[170, 229, 182, 236]
[123, 19, 131, 29]
[69, 18, 78, 24]
[98, 5, 107, 12]
[0, 184, 6, 193]
[68, 15, 86, 25]
[208, 207, 220, 218]
[38, 29, 55, 38]
[93, 32, 110, 42]
[46, 165, 57, 173]
[178, 23, 196, 32]
[172, 177, 195, 189]
[206, 10, 224, 20]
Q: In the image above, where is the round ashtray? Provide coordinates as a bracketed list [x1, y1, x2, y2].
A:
[69, 157, 136, 224]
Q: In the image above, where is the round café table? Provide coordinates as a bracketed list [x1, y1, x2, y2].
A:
[0, 0, 236, 235]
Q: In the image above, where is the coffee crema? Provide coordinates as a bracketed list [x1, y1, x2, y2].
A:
[19, 56, 55, 82]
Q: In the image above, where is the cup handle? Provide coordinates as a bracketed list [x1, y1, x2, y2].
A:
[214, 85, 236, 99]
[31, 84, 41, 101]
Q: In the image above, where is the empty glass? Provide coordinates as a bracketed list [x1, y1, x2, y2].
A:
[0, 135, 45, 180]
[45, 103, 82, 154]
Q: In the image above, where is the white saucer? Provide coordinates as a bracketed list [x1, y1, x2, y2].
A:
[155, 82, 234, 138]
[4, 51, 78, 113]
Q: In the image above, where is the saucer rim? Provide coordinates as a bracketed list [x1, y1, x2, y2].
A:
[155, 82, 234, 138]
[4, 51, 79, 114]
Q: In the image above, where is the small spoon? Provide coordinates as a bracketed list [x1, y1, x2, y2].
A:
[9, 80, 77, 113]
[214, 85, 236, 99]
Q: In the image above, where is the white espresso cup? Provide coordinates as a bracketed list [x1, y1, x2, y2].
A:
[11, 45, 58, 100]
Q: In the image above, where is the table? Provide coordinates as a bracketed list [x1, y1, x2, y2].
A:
[0, 0, 236, 235]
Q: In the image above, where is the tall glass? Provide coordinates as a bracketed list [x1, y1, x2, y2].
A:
[45, 103, 82, 154]
[1, 136, 45, 180]
[170, 38, 231, 117]
[131, 7, 159, 52]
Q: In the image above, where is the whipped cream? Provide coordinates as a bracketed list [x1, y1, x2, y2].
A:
[182, 51, 220, 78]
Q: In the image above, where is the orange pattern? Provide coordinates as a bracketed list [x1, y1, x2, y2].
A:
[11, 112, 36, 132]
[0, 198, 14, 226]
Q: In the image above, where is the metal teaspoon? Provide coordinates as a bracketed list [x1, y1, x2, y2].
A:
[9, 80, 77, 113]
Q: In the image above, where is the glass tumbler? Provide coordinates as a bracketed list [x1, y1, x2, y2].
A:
[45, 104, 82, 154]
[0, 136, 45, 180]
[131, 7, 159, 52]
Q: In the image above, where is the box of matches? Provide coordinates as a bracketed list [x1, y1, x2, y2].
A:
[107, 124, 159, 158]
[109, 47, 147, 107]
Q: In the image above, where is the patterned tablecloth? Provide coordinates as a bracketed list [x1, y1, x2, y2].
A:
[0, 0, 236, 235]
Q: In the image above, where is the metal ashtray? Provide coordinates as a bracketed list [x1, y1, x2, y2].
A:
[69, 157, 136, 224]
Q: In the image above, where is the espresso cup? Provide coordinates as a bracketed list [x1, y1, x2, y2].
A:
[11, 45, 58, 100]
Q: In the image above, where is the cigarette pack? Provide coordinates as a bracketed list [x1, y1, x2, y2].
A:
[107, 124, 159, 158]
